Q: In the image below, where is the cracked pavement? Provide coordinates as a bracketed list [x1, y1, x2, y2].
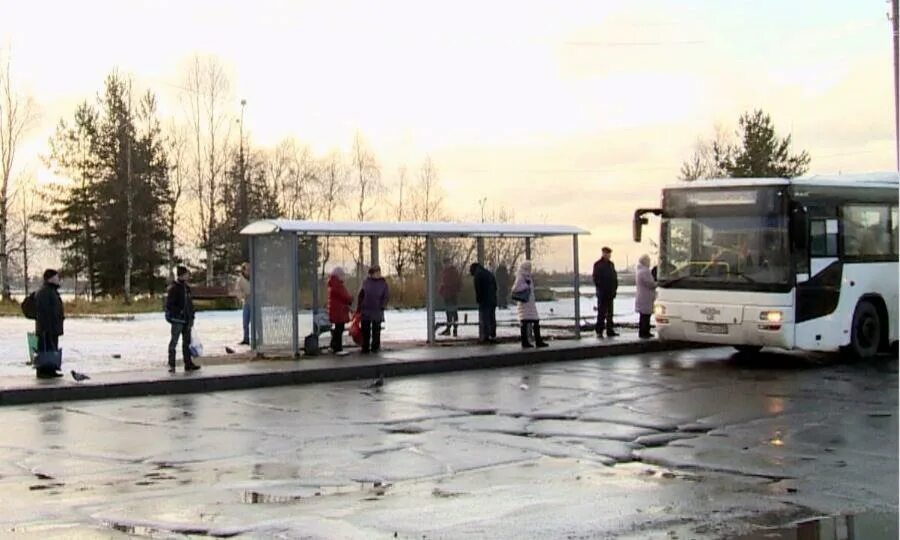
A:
[0, 347, 896, 538]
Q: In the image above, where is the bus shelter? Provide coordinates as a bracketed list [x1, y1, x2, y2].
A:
[240, 220, 590, 357]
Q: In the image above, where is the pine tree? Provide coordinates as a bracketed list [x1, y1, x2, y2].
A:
[42, 72, 170, 297]
[680, 110, 810, 180]
[40, 102, 103, 298]
[721, 110, 810, 178]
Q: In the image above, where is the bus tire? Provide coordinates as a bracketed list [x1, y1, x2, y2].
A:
[734, 345, 763, 355]
[846, 301, 881, 359]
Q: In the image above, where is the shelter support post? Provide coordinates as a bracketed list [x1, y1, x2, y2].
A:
[249, 236, 258, 352]
[370, 236, 379, 267]
[291, 233, 300, 358]
[572, 234, 581, 338]
[426, 235, 436, 345]
[525, 237, 532, 260]
[476, 238, 485, 264]
[311, 236, 319, 332]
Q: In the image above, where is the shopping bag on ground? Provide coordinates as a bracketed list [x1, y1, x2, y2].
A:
[349, 312, 362, 345]
[189, 327, 204, 358]
[26, 332, 38, 365]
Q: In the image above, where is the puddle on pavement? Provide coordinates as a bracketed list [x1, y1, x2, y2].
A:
[732, 511, 898, 540]
[242, 480, 392, 504]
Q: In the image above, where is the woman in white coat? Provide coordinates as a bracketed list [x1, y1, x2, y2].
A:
[510, 260, 548, 348]
[635, 254, 658, 339]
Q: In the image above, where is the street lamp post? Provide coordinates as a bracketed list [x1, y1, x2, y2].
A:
[239, 99, 248, 261]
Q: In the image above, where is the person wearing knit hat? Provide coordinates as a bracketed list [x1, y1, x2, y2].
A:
[34, 268, 65, 378]
[165, 266, 200, 373]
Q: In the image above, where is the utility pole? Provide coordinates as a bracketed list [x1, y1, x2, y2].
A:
[239, 99, 248, 261]
[124, 82, 134, 305]
[891, 0, 899, 171]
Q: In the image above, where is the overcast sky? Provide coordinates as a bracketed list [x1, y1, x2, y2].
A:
[2, 0, 895, 271]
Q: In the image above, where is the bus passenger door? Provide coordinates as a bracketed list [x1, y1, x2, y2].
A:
[795, 217, 842, 350]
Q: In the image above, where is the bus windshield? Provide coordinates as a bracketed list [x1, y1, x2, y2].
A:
[659, 205, 791, 290]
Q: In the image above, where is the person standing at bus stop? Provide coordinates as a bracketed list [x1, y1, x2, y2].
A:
[34, 269, 65, 378]
[635, 254, 658, 339]
[358, 265, 389, 354]
[438, 258, 462, 336]
[592, 247, 619, 337]
[469, 262, 498, 343]
[235, 263, 252, 345]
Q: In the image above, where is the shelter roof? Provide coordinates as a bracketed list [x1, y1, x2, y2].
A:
[240, 220, 589, 238]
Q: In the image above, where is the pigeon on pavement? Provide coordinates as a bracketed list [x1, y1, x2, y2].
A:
[71, 370, 90, 382]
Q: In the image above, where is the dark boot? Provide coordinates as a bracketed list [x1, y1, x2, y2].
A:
[534, 322, 549, 347]
[452, 325, 458, 337]
[520, 323, 533, 348]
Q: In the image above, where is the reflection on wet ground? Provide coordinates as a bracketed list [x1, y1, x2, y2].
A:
[732, 511, 898, 540]
[0, 347, 895, 538]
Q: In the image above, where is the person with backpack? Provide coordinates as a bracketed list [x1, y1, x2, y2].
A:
[165, 266, 200, 373]
[29, 269, 65, 378]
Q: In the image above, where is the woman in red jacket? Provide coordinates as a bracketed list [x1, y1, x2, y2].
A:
[327, 266, 353, 353]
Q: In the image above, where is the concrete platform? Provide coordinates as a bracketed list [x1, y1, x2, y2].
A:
[0, 333, 700, 406]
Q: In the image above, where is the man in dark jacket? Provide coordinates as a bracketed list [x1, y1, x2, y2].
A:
[469, 263, 498, 343]
[592, 247, 619, 337]
[35, 269, 65, 378]
[165, 266, 200, 372]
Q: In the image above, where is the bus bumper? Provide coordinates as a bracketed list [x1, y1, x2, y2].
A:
[655, 313, 794, 349]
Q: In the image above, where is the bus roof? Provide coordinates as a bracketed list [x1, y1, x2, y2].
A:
[664, 172, 899, 191]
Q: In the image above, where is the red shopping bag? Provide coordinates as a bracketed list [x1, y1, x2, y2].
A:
[348, 312, 362, 345]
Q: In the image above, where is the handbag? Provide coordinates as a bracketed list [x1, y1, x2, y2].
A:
[349, 312, 362, 345]
[511, 287, 530, 303]
[35, 339, 62, 372]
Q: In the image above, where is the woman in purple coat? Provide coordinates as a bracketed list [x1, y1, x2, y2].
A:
[357, 265, 390, 353]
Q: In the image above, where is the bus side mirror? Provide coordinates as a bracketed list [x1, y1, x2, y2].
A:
[633, 216, 648, 243]
[633, 208, 661, 243]
[791, 203, 808, 251]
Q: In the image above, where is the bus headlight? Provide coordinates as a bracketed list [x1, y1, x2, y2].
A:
[760, 311, 783, 323]
[654, 304, 666, 316]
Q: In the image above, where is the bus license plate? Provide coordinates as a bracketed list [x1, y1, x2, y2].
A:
[697, 323, 728, 335]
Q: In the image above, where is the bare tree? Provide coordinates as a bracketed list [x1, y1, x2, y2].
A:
[9, 173, 37, 294]
[350, 132, 381, 279]
[0, 48, 37, 301]
[410, 156, 446, 269]
[318, 150, 347, 278]
[274, 138, 319, 220]
[183, 55, 232, 285]
[679, 124, 732, 181]
[389, 166, 412, 279]
[164, 120, 188, 279]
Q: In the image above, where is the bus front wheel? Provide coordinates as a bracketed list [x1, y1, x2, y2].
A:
[734, 345, 763, 355]
[846, 301, 881, 359]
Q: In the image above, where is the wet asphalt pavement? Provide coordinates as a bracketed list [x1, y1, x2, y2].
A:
[0, 347, 896, 539]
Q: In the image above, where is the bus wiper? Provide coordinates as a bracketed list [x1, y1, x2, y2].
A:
[726, 271, 757, 283]
[660, 275, 691, 287]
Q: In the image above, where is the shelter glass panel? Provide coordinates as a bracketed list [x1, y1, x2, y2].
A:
[253, 234, 296, 353]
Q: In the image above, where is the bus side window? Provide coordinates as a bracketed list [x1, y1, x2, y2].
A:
[892, 206, 898, 255]
[810, 219, 838, 257]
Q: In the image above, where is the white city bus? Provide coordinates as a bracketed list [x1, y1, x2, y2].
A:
[633, 173, 899, 358]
